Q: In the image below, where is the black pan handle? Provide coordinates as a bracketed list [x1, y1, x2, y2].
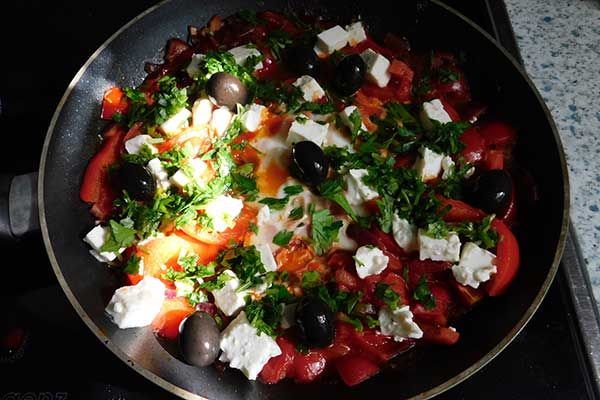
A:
[0, 172, 40, 240]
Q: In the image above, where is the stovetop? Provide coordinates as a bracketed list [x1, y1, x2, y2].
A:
[0, 1, 596, 399]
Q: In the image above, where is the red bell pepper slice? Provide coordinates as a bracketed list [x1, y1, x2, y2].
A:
[486, 219, 520, 296]
[259, 337, 296, 384]
[459, 126, 486, 165]
[347, 225, 407, 258]
[483, 149, 505, 170]
[352, 328, 412, 363]
[420, 323, 460, 345]
[479, 121, 516, 147]
[450, 280, 485, 307]
[336, 354, 380, 386]
[100, 87, 129, 121]
[437, 195, 486, 223]
[80, 124, 126, 220]
[412, 283, 452, 326]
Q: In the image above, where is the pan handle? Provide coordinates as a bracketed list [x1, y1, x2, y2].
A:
[0, 172, 40, 240]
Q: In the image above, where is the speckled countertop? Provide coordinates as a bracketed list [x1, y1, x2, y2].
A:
[503, 0, 600, 305]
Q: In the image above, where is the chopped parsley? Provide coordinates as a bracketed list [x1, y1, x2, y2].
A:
[375, 283, 401, 310]
[423, 121, 470, 155]
[309, 205, 343, 256]
[123, 254, 141, 275]
[454, 215, 499, 250]
[300, 271, 321, 289]
[220, 246, 267, 291]
[288, 206, 304, 220]
[199, 272, 233, 291]
[245, 284, 293, 337]
[317, 178, 357, 221]
[273, 230, 293, 246]
[413, 276, 436, 310]
[231, 163, 258, 200]
[259, 184, 304, 210]
[100, 219, 137, 253]
[265, 29, 293, 60]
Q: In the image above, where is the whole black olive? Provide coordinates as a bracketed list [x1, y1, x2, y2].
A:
[295, 296, 334, 348]
[466, 169, 513, 215]
[179, 312, 220, 367]
[285, 44, 320, 76]
[118, 163, 156, 202]
[332, 54, 366, 96]
[206, 72, 248, 110]
[291, 141, 329, 186]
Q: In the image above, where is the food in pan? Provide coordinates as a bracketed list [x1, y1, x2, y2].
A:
[80, 10, 520, 386]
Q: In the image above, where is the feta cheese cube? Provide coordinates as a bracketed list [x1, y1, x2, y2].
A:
[170, 158, 208, 190]
[335, 218, 358, 251]
[124, 135, 158, 155]
[241, 103, 266, 132]
[210, 107, 233, 137]
[418, 229, 461, 262]
[392, 215, 418, 252]
[292, 75, 325, 102]
[147, 158, 170, 191]
[378, 305, 423, 342]
[354, 245, 389, 279]
[83, 225, 124, 262]
[360, 49, 391, 87]
[105, 277, 165, 329]
[202, 195, 244, 232]
[160, 108, 192, 136]
[228, 44, 263, 70]
[452, 242, 497, 288]
[344, 169, 379, 206]
[192, 98, 214, 127]
[339, 105, 367, 131]
[420, 99, 452, 130]
[286, 119, 329, 146]
[256, 243, 278, 272]
[441, 155, 455, 180]
[219, 311, 282, 380]
[345, 22, 367, 46]
[315, 25, 349, 55]
[211, 270, 247, 316]
[186, 53, 206, 78]
[414, 146, 444, 182]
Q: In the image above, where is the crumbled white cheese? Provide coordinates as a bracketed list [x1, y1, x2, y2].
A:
[452, 242, 497, 288]
[339, 105, 367, 131]
[241, 103, 266, 132]
[441, 155, 455, 180]
[344, 169, 379, 206]
[169, 158, 208, 190]
[345, 22, 367, 46]
[360, 48, 391, 87]
[202, 195, 244, 233]
[210, 107, 233, 137]
[147, 158, 171, 191]
[255, 243, 278, 272]
[335, 218, 358, 251]
[418, 229, 461, 262]
[219, 311, 282, 380]
[378, 306, 423, 342]
[211, 270, 247, 317]
[414, 146, 444, 182]
[105, 277, 165, 329]
[292, 75, 325, 102]
[286, 119, 329, 146]
[186, 53, 206, 78]
[83, 225, 125, 263]
[192, 98, 214, 127]
[354, 245, 389, 279]
[228, 44, 263, 70]
[160, 108, 192, 136]
[420, 99, 452, 130]
[315, 25, 349, 55]
[124, 135, 158, 155]
[392, 215, 418, 252]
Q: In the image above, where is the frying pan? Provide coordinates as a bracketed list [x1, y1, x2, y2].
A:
[1, 0, 569, 398]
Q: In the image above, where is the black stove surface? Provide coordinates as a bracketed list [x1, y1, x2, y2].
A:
[0, 1, 593, 399]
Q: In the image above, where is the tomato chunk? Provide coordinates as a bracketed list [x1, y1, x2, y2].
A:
[101, 87, 129, 120]
[353, 328, 412, 363]
[486, 219, 520, 296]
[421, 323, 460, 345]
[459, 127, 486, 165]
[292, 351, 327, 383]
[479, 121, 516, 147]
[437, 195, 486, 223]
[412, 283, 452, 326]
[259, 337, 296, 384]
[336, 355, 380, 387]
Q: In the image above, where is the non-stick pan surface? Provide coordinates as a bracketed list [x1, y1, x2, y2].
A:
[38, 0, 569, 398]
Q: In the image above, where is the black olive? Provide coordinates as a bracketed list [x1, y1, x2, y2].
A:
[285, 44, 320, 76]
[179, 312, 220, 367]
[332, 54, 366, 96]
[291, 141, 329, 186]
[118, 163, 156, 202]
[206, 72, 248, 110]
[466, 170, 513, 215]
[295, 296, 334, 348]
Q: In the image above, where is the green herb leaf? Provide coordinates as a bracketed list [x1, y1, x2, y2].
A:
[265, 29, 293, 60]
[375, 283, 401, 310]
[301, 271, 321, 289]
[100, 219, 137, 253]
[273, 230, 293, 246]
[338, 313, 363, 331]
[365, 315, 380, 329]
[309, 206, 343, 256]
[413, 276, 436, 310]
[317, 179, 357, 221]
[289, 206, 304, 220]
[123, 254, 141, 275]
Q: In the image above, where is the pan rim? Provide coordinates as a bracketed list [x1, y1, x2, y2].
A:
[37, 0, 570, 399]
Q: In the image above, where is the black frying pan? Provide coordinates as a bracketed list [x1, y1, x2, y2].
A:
[1, 0, 569, 398]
